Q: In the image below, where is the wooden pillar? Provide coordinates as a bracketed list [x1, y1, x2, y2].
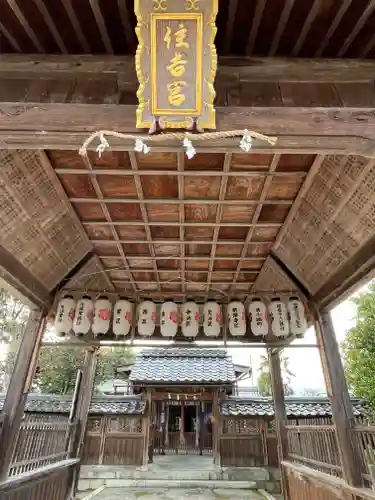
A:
[315, 308, 363, 487]
[70, 347, 98, 498]
[142, 389, 152, 468]
[195, 402, 199, 448]
[0, 309, 46, 481]
[269, 348, 290, 500]
[165, 402, 169, 448]
[212, 389, 220, 465]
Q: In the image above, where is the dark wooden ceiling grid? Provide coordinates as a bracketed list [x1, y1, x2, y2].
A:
[1, 0, 375, 58]
[47, 149, 313, 300]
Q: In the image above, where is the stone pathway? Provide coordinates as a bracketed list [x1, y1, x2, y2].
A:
[82, 487, 266, 500]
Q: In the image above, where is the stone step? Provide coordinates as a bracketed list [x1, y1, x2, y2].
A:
[79, 479, 260, 491]
[80, 486, 268, 500]
[80, 465, 273, 482]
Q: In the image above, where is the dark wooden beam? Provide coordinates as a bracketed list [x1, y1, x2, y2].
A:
[88, 0, 113, 54]
[0, 309, 46, 481]
[0, 245, 52, 309]
[2, 55, 375, 82]
[5, 0, 44, 53]
[291, 0, 320, 56]
[269, 349, 290, 500]
[33, 0, 67, 53]
[315, 0, 352, 57]
[314, 308, 364, 487]
[61, 0, 90, 53]
[0, 21, 21, 52]
[338, 1, 375, 57]
[269, 0, 295, 56]
[223, 0, 238, 55]
[246, 0, 267, 55]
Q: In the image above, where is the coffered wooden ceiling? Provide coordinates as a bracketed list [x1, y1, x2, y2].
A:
[2, 147, 375, 307]
[0, 0, 375, 58]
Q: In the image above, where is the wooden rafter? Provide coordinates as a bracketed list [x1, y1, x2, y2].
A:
[88, 0, 113, 54]
[292, 0, 320, 56]
[83, 221, 282, 228]
[91, 240, 271, 246]
[223, 0, 238, 54]
[81, 154, 138, 294]
[55, 168, 308, 178]
[230, 154, 281, 296]
[33, 0, 67, 53]
[61, 0, 90, 53]
[129, 152, 162, 292]
[0, 21, 21, 52]
[69, 197, 294, 206]
[246, 0, 267, 55]
[269, 0, 296, 56]
[117, 0, 136, 48]
[101, 256, 266, 262]
[177, 152, 186, 294]
[6, 0, 44, 52]
[205, 153, 232, 297]
[338, 1, 375, 57]
[315, 0, 352, 56]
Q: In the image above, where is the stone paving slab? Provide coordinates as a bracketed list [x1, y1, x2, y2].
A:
[88, 488, 265, 500]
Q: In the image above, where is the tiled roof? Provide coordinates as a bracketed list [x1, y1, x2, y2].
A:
[0, 394, 146, 415]
[220, 397, 367, 418]
[130, 348, 236, 384]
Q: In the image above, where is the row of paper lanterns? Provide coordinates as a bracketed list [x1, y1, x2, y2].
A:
[54, 295, 307, 338]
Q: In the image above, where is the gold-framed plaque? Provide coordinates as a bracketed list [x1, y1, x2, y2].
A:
[135, 0, 218, 130]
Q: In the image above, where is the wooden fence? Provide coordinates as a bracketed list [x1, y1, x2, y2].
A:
[9, 414, 75, 476]
[353, 425, 375, 487]
[286, 424, 341, 476]
[0, 459, 78, 500]
[82, 415, 145, 466]
[220, 418, 268, 467]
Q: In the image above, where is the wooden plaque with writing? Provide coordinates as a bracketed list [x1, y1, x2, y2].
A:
[135, 0, 218, 130]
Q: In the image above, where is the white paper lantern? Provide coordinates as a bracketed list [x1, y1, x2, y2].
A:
[249, 298, 269, 337]
[203, 301, 221, 337]
[227, 301, 246, 337]
[54, 295, 75, 337]
[113, 298, 133, 337]
[73, 295, 93, 336]
[181, 302, 200, 338]
[269, 298, 290, 337]
[138, 300, 156, 337]
[92, 296, 112, 337]
[160, 302, 178, 337]
[288, 296, 307, 337]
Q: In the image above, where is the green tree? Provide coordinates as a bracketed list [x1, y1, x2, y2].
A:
[0, 288, 29, 392]
[342, 283, 375, 409]
[36, 346, 134, 395]
[257, 353, 295, 397]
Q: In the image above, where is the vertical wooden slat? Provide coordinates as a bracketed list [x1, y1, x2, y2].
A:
[0, 309, 45, 481]
[314, 308, 363, 487]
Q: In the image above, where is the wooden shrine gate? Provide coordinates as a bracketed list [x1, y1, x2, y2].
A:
[152, 400, 213, 456]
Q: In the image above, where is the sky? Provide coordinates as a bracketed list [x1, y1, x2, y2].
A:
[228, 292, 361, 394]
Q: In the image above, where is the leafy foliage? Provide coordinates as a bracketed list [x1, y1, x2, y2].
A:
[0, 288, 29, 391]
[342, 283, 375, 409]
[257, 353, 295, 397]
[36, 346, 134, 395]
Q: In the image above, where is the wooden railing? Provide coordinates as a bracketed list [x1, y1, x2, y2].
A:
[283, 461, 375, 500]
[0, 459, 79, 500]
[286, 424, 342, 476]
[9, 414, 75, 476]
[353, 425, 375, 487]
